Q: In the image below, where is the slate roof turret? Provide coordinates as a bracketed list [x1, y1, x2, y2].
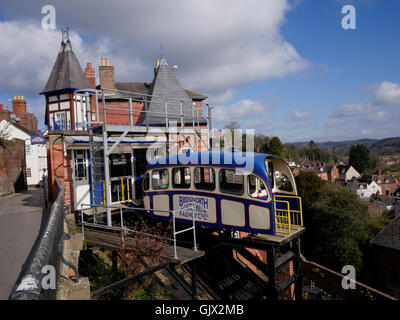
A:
[41, 39, 90, 94]
[140, 57, 207, 126]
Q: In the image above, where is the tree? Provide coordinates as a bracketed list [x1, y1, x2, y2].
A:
[296, 172, 370, 272]
[254, 134, 270, 153]
[0, 122, 10, 148]
[295, 172, 324, 208]
[223, 121, 240, 131]
[267, 136, 284, 157]
[349, 144, 372, 174]
[284, 143, 300, 161]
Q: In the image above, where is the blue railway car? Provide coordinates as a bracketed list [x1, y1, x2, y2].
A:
[142, 151, 303, 236]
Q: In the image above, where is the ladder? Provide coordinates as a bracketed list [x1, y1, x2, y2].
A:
[87, 124, 105, 223]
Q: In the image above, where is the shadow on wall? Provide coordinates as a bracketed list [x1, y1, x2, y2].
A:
[14, 170, 27, 193]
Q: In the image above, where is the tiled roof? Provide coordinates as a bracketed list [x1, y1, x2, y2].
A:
[372, 215, 400, 251]
[140, 57, 207, 125]
[111, 82, 207, 102]
[372, 174, 397, 185]
[42, 39, 90, 94]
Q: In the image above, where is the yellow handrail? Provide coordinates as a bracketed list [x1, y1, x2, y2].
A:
[274, 200, 291, 235]
[273, 195, 303, 236]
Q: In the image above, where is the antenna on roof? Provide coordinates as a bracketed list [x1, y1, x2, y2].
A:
[61, 27, 69, 43]
[160, 42, 164, 58]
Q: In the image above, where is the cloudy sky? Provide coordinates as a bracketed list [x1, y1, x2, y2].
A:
[0, 0, 399, 142]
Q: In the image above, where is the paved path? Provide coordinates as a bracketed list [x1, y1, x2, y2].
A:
[0, 189, 45, 299]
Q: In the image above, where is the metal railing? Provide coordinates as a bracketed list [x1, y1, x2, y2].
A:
[47, 88, 212, 132]
[273, 195, 303, 237]
[80, 203, 198, 260]
[10, 178, 70, 300]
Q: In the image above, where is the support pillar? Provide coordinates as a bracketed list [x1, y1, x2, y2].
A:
[292, 237, 303, 300]
[267, 246, 277, 300]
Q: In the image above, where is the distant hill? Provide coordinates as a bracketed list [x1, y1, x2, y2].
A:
[292, 137, 400, 156]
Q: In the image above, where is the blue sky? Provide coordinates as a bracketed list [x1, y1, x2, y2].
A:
[0, 0, 399, 142]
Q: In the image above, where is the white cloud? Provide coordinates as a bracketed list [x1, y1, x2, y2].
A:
[207, 89, 236, 105]
[0, 0, 308, 96]
[288, 109, 312, 121]
[0, 20, 147, 96]
[329, 102, 379, 118]
[213, 99, 273, 129]
[370, 81, 400, 105]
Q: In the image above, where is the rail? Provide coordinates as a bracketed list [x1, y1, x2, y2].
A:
[79, 203, 198, 261]
[9, 177, 73, 300]
[47, 88, 212, 132]
[273, 195, 303, 237]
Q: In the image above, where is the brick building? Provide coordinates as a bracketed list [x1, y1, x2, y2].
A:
[42, 37, 209, 211]
[370, 215, 400, 298]
[0, 96, 39, 133]
[0, 96, 45, 190]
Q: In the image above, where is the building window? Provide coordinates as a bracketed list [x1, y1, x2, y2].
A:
[110, 153, 132, 178]
[219, 169, 244, 195]
[26, 168, 31, 177]
[194, 167, 215, 191]
[73, 150, 88, 181]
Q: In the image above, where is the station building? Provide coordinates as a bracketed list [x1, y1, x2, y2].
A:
[42, 37, 210, 212]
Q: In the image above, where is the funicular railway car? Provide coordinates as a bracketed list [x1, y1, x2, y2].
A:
[142, 151, 303, 236]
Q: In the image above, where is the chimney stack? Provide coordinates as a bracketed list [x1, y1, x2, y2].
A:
[12, 96, 27, 119]
[99, 57, 115, 93]
[85, 62, 96, 89]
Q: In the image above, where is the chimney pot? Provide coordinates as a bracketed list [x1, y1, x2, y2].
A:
[99, 58, 115, 92]
[85, 62, 96, 89]
[101, 57, 105, 66]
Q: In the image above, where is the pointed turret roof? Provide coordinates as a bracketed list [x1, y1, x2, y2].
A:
[41, 39, 90, 94]
[140, 57, 206, 125]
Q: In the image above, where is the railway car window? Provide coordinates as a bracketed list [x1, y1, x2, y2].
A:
[248, 175, 268, 199]
[219, 169, 244, 195]
[276, 172, 294, 192]
[194, 167, 215, 191]
[143, 172, 150, 191]
[172, 167, 191, 188]
[152, 169, 169, 190]
[266, 161, 274, 189]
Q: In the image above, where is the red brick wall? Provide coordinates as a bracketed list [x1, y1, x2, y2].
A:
[47, 139, 65, 201]
[96, 100, 144, 125]
[0, 139, 26, 195]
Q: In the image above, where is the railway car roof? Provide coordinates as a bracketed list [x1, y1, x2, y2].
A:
[146, 151, 281, 174]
